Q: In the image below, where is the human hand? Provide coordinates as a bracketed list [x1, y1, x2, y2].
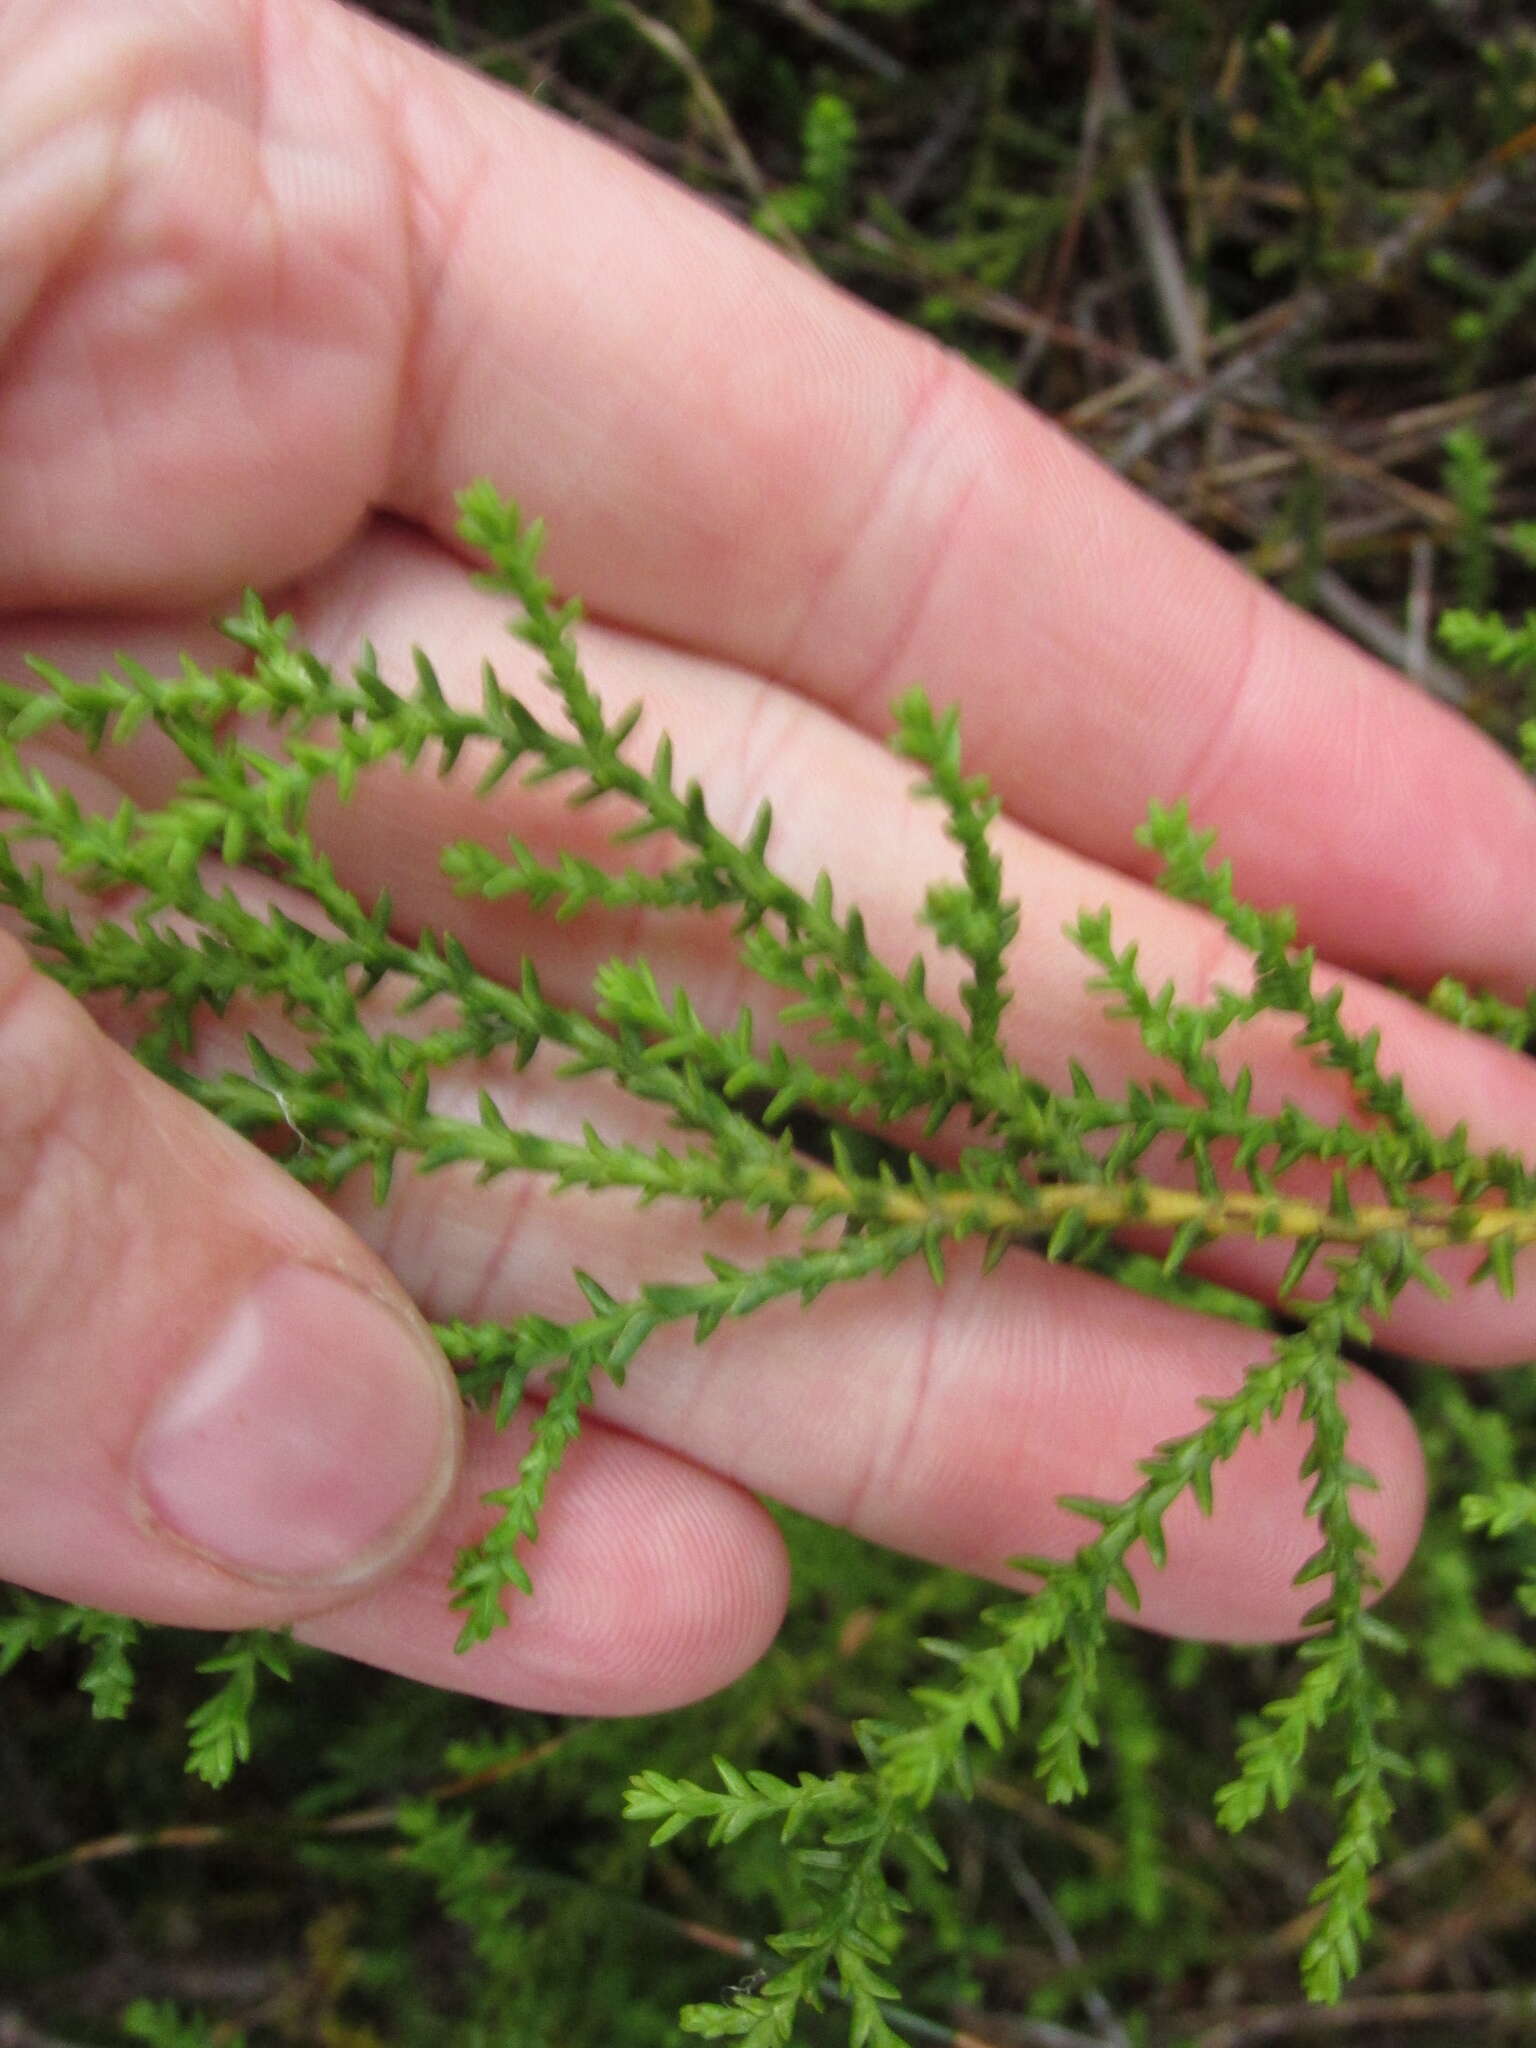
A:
[5, 0, 1536, 1716]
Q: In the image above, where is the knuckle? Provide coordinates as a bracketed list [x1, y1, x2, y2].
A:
[0, 4, 134, 351]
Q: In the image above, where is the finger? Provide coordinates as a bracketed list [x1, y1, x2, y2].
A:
[181, 524, 1536, 1368]
[323, 1100, 1426, 1647]
[0, 755, 797, 1709]
[298, 1404, 790, 1715]
[0, 921, 468, 1627]
[0, 0, 409, 604]
[0, 908, 788, 1711]
[147, 980, 1422, 1647]
[342, 11, 1536, 996]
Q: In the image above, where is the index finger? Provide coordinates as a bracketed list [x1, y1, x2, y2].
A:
[357, 10, 1536, 996]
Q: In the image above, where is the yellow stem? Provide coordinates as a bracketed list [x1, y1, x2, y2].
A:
[799, 1168, 1536, 1251]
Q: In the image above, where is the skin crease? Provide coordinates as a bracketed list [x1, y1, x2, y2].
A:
[2, 0, 1536, 1715]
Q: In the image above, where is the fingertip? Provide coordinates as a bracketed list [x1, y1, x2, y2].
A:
[1339, 1362, 1429, 1603]
[1126, 1358, 1427, 1644]
[298, 1409, 790, 1715]
[529, 1418, 792, 1711]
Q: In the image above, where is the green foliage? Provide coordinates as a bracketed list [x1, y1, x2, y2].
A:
[1432, 240, 1536, 389]
[1442, 426, 1501, 612]
[1, 10, 1535, 2042]
[756, 91, 859, 237]
[121, 2002, 240, 2048]
[0, 1596, 140, 1721]
[184, 1632, 294, 1790]
[1247, 22, 1398, 280]
[1462, 1479, 1536, 1619]
[4, 483, 1536, 2039]
[1440, 598, 1536, 772]
[891, 688, 1019, 1055]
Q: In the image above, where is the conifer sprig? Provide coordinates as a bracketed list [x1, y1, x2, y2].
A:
[2, 483, 1532, 2032]
[892, 686, 1020, 1053]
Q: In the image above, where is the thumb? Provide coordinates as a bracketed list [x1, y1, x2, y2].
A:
[0, 929, 462, 1627]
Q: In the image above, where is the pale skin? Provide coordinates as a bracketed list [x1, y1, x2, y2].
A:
[4, 0, 1536, 1716]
